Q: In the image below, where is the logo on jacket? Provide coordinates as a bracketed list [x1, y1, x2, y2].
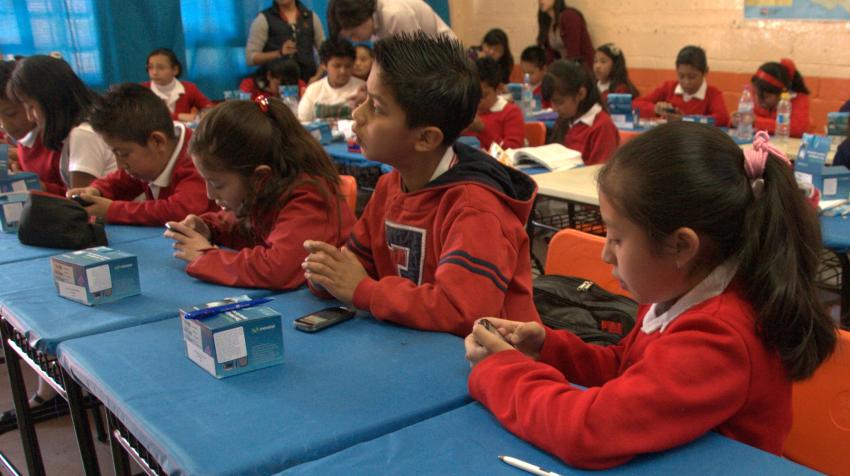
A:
[385, 220, 426, 285]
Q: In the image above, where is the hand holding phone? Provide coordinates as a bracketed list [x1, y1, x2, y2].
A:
[478, 318, 515, 348]
[71, 194, 93, 207]
[294, 306, 356, 332]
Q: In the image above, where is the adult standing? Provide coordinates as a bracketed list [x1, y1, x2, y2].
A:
[328, 0, 455, 42]
[245, 0, 325, 83]
[537, 0, 594, 66]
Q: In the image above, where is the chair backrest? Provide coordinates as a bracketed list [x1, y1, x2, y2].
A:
[618, 130, 640, 146]
[525, 122, 547, 147]
[339, 175, 357, 214]
[783, 329, 850, 476]
[544, 228, 629, 297]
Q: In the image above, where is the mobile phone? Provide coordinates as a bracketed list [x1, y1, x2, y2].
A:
[293, 306, 356, 332]
[71, 194, 93, 207]
[478, 318, 514, 347]
[663, 106, 678, 114]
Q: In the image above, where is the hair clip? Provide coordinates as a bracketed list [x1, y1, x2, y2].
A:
[603, 43, 621, 56]
[254, 94, 270, 113]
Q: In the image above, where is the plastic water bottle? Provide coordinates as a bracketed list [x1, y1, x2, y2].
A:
[775, 92, 792, 150]
[280, 85, 299, 116]
[735, 87, 754, 142]
[521, 73, 534, 115]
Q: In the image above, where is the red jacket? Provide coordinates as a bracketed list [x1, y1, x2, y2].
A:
[143, 80, 212, 120]
[339, 143, 541, 337]
[562, 107, 619, 165]
[548, 7, 594, 66]
[468, 101, 526, 150]
[634, 80, 730, 127]
[753, 93, 810, 138]
[16, 135, 65, 196]
[90, 128, 215, 225]
[188, 176, 355, 290]
[239, 77, 307, 100]
[469, 286, 790, 469]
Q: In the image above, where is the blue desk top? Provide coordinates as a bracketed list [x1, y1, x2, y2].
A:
[279, 403, 815, 475]
[0, 224, 163, 266]
[57, 288, 471, 475]
[821, 214, 850, 252]
[0, 236, 274, 354]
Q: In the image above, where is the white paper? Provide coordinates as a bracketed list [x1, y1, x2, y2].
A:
[2, 202, 23, 224]
[794, 171, 813, 185]
[186, 342, 217, 376]
[214, 327, 247, 363]
[86, 264, 112, 293]
[11, 180, 26, 192]
[57, 281, 88, 304]
[823, 178, 838, 197]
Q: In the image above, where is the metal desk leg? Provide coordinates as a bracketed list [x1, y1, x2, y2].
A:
[106, 411, 131, 476]
[61, 367, 101, 475]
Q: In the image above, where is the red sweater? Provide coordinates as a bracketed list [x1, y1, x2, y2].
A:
[90, 128, 215, 225]
[552, 8, 594, 66]
[562, 107, 619, 165]
[143, 81, 212, 120]
[469, 286, 791, 469]
[600, 83, 632, 106]
[635, 80, 730, 127]
[341, 143, 541, 336]
[469, 101, 526, 150]
[753, 93, 810, 138]
[188, 177, 355, 290]
[16, 135, 64, 196]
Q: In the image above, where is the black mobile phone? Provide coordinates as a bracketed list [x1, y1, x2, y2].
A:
[663, 106, 678, 114]
[70, 194, 93, 207]
[478, 318, 514, 347]
[293, 306, 356, 333]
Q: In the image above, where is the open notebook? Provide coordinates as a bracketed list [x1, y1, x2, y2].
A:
[489, 142, 584, 171]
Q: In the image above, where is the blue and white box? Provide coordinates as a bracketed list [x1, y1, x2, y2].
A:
[607, 93, 636, 129]
[0, 171, 40, 193]
[180, 297, 284, 379]
[0, 192, 27, 233]
[795, 133, 850, 200]
[304, 121, 333, 145]
[682, 115, 716, 126]
[50, 247, 141, 306]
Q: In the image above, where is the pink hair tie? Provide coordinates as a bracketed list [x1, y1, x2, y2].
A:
[744, 130, 790, 197]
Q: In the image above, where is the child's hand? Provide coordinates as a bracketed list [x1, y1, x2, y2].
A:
[174, 214, 211, 240]
[65, 187, 102, 199]
[302, 240, 368, 305]
[281, 40, 297, 56]
[67, 189, 109, 218]
[164, 220, 214, 263]
[465, 317, 546, 368]
[654, 102, 676, 116]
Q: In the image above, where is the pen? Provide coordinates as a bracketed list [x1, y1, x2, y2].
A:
[183, 297, 274, 320]
[499, 455, 562, 476]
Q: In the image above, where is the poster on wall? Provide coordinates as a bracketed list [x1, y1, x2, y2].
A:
[745, 0, 850, 20]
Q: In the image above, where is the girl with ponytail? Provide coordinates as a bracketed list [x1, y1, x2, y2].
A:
[748, 59, 811, 137]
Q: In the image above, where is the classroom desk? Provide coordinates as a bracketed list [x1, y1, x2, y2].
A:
[57, 288, 472, 476]
[0, 235, 276, 476]
[278, 403, 816, 475]
[533, 165, 601, 206]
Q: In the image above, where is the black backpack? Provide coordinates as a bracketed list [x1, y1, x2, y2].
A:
[533, 275, 638, 346]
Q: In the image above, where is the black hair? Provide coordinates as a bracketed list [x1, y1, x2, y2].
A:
[147, 48, 182, 78]
[675, 45, 708, 74]
[89, 83, 176, 146]
[597, 121, 837, 380]
[0, 61, 15, 101]
[475, 57, 503, 90]
[7, 55, 99, 151]
[373, 32, 480, 146]
[595, 43, 640, 98]
[354, 43, 374, 56]
[481, 28, 514, 85]
[752, 61, 810, 98]
[541, 60, 600, 143]
[319, 37, 356, 64]
[520, 46, 547, 69]
[537, 0, 566, 49]
[250, 58, 301, 92]
[327, 0, 376, 38]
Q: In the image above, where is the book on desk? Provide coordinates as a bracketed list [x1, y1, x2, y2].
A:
[489, 142, 584, 172]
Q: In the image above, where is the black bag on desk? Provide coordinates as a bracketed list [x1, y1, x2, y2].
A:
[17, 191, 108, 249]
[533, 275, 637, 346]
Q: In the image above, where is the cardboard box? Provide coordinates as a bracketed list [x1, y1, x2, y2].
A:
[682, 115, 716, 126]
[607, 93, 632, 115]
[0, 171, 40, 193]
[304, 121, 333, 145]
[51, 247, 140, 305]
[0, 192, 28, 233]
[795, 133, 850, 200]
[180, 298, 284, 378]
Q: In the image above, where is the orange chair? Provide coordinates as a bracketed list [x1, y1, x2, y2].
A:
[618, 130, 640, 146]
[783, 329, 850, 476]
[525, 122, 547, 147]
[339, 175, 357, 214]
[544, 228, 629, 297]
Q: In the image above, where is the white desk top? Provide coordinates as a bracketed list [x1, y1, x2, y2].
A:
[532, 165, 602, 205]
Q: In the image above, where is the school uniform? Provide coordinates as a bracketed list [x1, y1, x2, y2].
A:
[238, 77, 307, 100]
[561, 103, 619, 165]
[753, 92, 810, 138]
[16, 130, 65, 196]
[634, 80, 730, 127]
[545, 7, 594, 66]
[297, 76, 365, 122]
[60, 122, 117, 186]
[144, 80, 212, 121]
[89, 125, 215, 225]
[337, 143, 541, 337]
[469, 262, 791, 469]
[468, 96, 525, 149]
[598, 81, 632, 106]
[187, 176, 355, 290]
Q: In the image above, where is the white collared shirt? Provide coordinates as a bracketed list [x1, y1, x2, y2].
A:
[597, 81, 610, 93]
[489, 95, 508, 113]
[428, 145, 457, 182]
[149, 123, 186, 199]
[18, 128, 37, 148]
[674, 80, 707, 102]
[641, 260, 739, 334]
[150, 79, 185, 114]
[572, 103, 602, 127]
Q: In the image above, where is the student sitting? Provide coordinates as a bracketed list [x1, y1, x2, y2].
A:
[465, 122, 837, 469]
[165, 97, 354, 290]
[353, 42, 374, 81]
[66, 84, 216, 225]
[303, 32, 541, 337]
[476, 28, 514, 86]
[634, 45, 729, 126]
[297, 37, 366, 122]
[463, 57, 525, 150]
[520, 46, 550, 109]
[240, 58, 306, 100]
[593, 43, 640, 105]
[743, 59, 810, 138]
[543, 60, 619, 165]
[144, 48, 212, 123]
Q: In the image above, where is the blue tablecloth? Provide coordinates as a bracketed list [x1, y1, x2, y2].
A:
[0, 224, 163, 265]
[821, 214, 850, 253]
[0, 236, 274, 354]
[57, 288, 471, 475]
[278, 403, 815, 475]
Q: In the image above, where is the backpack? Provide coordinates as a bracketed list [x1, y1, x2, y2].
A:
[533, 275, 637, 346]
